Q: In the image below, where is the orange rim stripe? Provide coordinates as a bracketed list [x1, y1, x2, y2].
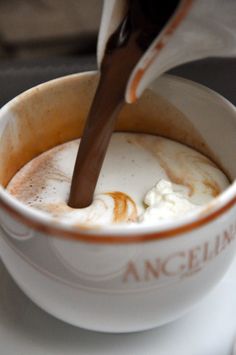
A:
[0, 193, 235, 244]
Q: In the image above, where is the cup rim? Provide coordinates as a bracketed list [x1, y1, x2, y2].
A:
[0, 71, 236, 244]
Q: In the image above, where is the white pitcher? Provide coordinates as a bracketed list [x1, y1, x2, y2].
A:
[97, 0, 236, 103]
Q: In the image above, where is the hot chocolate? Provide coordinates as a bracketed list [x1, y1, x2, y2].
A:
[7, 132, 229, 228]
[68, 0, 183, 208]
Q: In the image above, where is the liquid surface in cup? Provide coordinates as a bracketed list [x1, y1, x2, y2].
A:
[7, 132, 230, 229]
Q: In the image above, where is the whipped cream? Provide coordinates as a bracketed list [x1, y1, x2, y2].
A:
[140, 179, 200, 224]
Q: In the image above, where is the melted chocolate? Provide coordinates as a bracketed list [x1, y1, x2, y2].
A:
[68, 0, 180, 208]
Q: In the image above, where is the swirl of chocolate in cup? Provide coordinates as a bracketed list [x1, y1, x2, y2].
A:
[68, 0, 182, 208]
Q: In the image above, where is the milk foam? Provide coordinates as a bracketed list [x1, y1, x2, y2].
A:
[7, 133, 230, 228]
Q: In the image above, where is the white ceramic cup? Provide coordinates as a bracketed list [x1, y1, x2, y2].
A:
[0, 72, 236, 333]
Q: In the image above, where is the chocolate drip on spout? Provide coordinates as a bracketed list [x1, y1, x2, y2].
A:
[68, 0, 180, 208]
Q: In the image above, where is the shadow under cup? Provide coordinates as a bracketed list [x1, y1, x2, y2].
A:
[0, 71, 236, 332]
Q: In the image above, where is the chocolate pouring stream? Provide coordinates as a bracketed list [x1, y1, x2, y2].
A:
[68, 0, 180, 208]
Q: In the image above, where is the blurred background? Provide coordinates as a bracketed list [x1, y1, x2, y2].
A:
[0, 0, 104, 106]
[0, 0, 235, 107]
[0, 0, 102, 59]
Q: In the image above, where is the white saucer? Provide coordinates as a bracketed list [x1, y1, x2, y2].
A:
[0, 256, 236, 355]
